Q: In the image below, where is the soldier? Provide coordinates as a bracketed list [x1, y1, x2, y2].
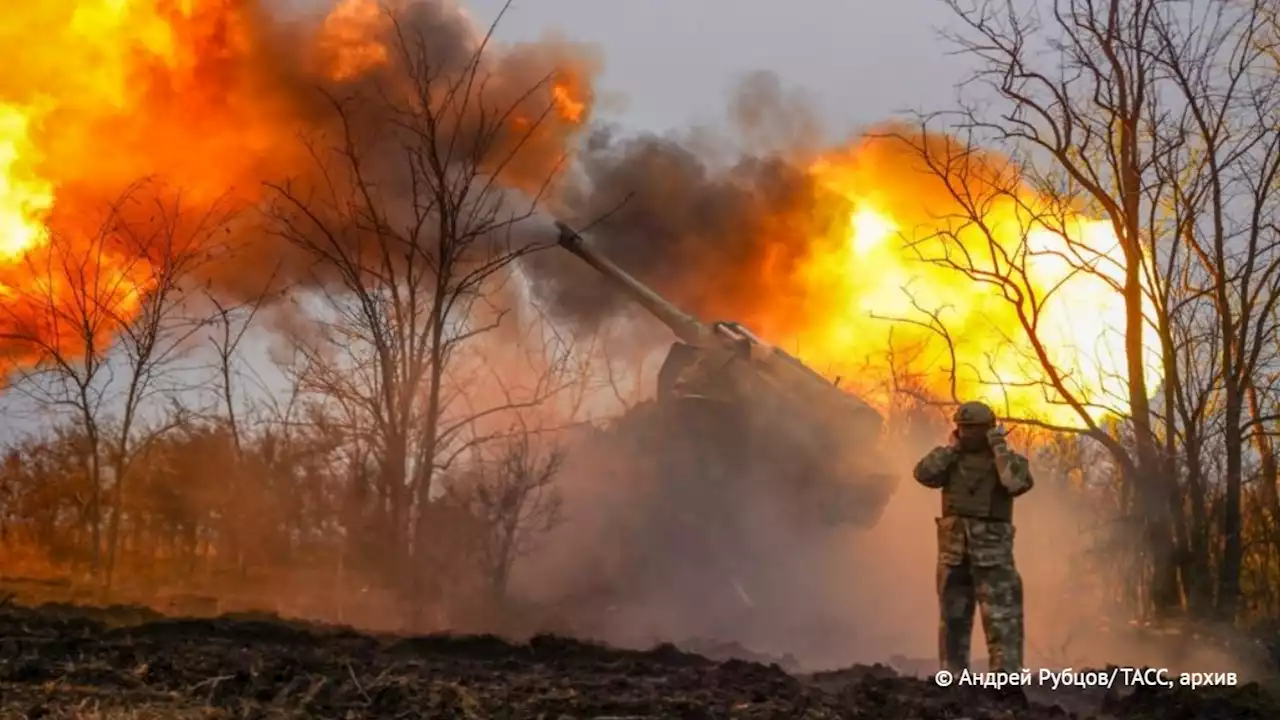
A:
[913, 401, 1034, 674]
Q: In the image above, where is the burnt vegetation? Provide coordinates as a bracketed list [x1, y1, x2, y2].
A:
[3, 604, 1279, 719]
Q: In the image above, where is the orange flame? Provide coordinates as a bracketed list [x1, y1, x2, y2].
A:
[553, 84, 586, 122]
[0, 108, 52, 261]
[0, 0, 317, 365]
[754, 134, 1160, 427]
[0, 0, 593, 370]
[316, 0, 392, 81]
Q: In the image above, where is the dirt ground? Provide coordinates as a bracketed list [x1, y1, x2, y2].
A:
[0, 604, 1277, 719]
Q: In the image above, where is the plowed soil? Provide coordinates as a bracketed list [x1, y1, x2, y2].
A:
[0, 603, 1276, 719]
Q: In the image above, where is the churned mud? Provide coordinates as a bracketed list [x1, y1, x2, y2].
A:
[0, 603, 1276, 718]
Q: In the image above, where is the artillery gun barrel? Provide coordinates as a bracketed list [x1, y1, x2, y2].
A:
[555, 221, 708, 344]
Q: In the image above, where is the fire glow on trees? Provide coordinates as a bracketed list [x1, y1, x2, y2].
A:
[783, 132, 1162, 428]
[0, 0, 589, 367]
[0, 1, 1154, 428]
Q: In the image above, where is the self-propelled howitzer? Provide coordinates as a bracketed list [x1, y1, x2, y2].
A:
[555, 222, 897, 527]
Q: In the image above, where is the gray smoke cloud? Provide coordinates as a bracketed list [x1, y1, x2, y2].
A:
[521, 71, 850, 337]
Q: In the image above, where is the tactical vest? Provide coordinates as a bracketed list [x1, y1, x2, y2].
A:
[942, 451, 1014, 522]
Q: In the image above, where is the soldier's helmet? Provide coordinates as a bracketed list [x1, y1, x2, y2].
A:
[953, 401, 996, 426]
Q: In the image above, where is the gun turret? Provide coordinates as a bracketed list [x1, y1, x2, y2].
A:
[553, 221, 896, 528]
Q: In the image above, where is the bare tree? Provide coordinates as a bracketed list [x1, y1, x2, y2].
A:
[103, 190, 236, 591]
[201, 274, 278, 576]
[262, 3, 585, 628]
[449, 429, 565, 607]
[0, 182, 231, 583]
[920, 0, 1181, 614]
[1148, 3, 1280, 615]
[911, 0, 1280, 618]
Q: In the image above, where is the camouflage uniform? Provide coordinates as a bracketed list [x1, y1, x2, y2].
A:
[913, 402, 1034, 673]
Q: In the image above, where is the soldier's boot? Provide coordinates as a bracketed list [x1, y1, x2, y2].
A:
[976, 564, 1025, 672]
[938, 560, 976, 672]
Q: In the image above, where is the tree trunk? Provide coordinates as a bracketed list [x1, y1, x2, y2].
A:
[1123, 277, 1177, 614]
[104, 460, 128, 594]
[382, 431, 413, 622]
[1182, 433, 1213, 616]
[1246, 380, 1280, 614]
[1218, 394, 1244, 618]
[1248, 380, 1280, 519]
[86, 439, 103, 577]
[409, 312, 447, 632]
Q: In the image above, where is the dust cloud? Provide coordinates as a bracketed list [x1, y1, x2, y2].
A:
[518, 389, 1252, 674]
[511, 388, 1103, 670]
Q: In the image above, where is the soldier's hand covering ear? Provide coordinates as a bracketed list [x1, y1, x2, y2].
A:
[986, 425, 1008, 448]
[989, 425, 1034, 495]
[949, 430, 962, 450]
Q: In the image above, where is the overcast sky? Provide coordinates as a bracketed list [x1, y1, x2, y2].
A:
[465, 0, 971, 136]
